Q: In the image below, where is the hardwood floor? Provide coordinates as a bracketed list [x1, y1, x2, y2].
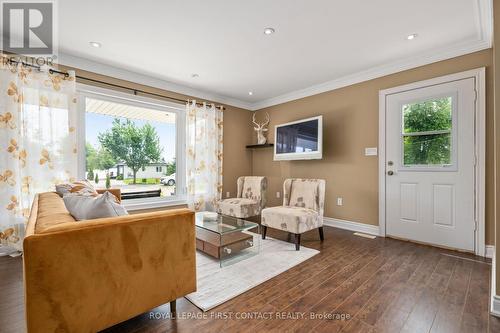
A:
[2, 226, 499, 333]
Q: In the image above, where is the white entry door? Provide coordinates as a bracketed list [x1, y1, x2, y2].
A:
[384, 77, 476, 251]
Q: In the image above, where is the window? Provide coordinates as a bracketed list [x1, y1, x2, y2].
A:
[401, 96, 454, 167]
[77, 86, 186, 208]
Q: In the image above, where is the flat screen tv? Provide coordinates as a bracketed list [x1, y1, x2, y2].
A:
[274, 115, 323, 161]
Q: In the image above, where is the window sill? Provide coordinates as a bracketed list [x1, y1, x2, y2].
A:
[122, 197, 188, 212]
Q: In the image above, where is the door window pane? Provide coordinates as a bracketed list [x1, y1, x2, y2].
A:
[401, 96, 453, 167]
[403, 97, 452, 133]
[403, 133, 451, 166]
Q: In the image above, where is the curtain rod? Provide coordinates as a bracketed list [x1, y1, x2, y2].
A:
[6, 59, 225, 110]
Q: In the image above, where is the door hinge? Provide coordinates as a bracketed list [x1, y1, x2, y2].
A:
[474, 90, 478, 102]
[474, 220, 478, 231]
[474, 155, 478, 166]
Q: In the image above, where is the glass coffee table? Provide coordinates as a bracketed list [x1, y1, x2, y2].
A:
[195, 212, 261, 267]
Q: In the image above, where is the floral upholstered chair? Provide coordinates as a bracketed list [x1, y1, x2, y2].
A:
[216, 176, 267, 218]
[261, 178, 326, 250]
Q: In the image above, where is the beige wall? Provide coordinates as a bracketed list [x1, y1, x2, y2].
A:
[252, 49, 495, 245]
[59, 50, 495, 245]
[57, 65, 254, 203]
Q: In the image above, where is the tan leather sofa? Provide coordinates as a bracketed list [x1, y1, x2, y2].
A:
[23, 191, 196, 333]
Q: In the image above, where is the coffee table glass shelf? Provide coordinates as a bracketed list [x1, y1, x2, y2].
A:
[195, 212, 261, 267]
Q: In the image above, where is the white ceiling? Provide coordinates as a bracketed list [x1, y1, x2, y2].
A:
[57, 0, 492, 110]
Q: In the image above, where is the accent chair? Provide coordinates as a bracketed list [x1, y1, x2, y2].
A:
[216, 176, 267, 218]
[261, 178, 326, 250]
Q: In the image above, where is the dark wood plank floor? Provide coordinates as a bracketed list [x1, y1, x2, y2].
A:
[2, 226, 499, 333]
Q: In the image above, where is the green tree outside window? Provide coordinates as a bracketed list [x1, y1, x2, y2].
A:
[402, 97, 452, 166]
[98, 119, 163, 184]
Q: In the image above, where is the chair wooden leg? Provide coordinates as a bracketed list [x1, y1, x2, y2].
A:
[170, 300, 176, 315]
[295, 234, 301, 251]
[262, 226, 267, 240]
[287, 232, 292, 243]
[318, 227, 324, 241]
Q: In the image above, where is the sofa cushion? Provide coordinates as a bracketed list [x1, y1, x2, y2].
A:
[35, 192, 76, 233]
[216, 198, 260, 218]
[261, 206, 322, 234]
[63, 191, 128, 221]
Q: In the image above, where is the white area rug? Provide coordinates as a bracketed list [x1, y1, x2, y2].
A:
[185, 234, 319, 311]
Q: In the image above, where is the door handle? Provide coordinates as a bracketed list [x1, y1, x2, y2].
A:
[387, 170, 394, 176]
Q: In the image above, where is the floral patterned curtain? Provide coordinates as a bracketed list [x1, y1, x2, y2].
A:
[186, 101, 223, 211]
[0, 62, 78, 256]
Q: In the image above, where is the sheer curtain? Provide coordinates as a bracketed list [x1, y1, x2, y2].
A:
[186, 101, 223, 211]
[0, 61, 78, 256]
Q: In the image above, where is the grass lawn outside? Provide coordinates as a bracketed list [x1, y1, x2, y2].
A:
[123, 178, 161, 185]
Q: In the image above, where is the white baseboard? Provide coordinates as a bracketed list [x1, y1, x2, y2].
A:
[486, 245, 494, 259]
[323, 217, 380, 236]
[491, 247, 500, 317]
[492, 295, 500, 317]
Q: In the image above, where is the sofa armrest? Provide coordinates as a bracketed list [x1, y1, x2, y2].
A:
[23, 208, 196, 333]
[96, 188, 121, 202]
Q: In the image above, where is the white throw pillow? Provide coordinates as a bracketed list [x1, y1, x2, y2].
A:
[63, 191, 128, 221]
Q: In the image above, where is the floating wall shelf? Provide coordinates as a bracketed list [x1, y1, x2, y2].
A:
[246, 143, 274, 149]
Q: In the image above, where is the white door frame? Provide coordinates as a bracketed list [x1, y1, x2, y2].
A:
[378, 68, 486, 256]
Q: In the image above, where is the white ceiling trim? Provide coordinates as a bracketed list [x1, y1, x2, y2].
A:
[57, 53, 254, 110]
[251, 39, 491, 110]
[476, 0, 493, 43]
[59, 0, 492, 112]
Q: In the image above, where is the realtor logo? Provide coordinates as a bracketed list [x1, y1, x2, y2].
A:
[1, 1, 55, 55]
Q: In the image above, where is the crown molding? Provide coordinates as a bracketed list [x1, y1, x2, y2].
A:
[476, 0, 493, 45]
[57, 52, 254, 110]
[251, 40, 491, 111]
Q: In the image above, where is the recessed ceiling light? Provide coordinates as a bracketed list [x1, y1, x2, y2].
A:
[264, 27, 275, 35]
[248, 91, 253, 96]
[191, 73, 199, 78]
[407, 34, 418, 40]
[89, 41, 102, 48]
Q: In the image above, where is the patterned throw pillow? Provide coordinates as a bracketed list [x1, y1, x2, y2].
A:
[55, 180, 97, 196]
[63, 191, 128, 221]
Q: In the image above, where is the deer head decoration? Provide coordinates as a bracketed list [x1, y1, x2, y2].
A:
[252, 112, 270, 144]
